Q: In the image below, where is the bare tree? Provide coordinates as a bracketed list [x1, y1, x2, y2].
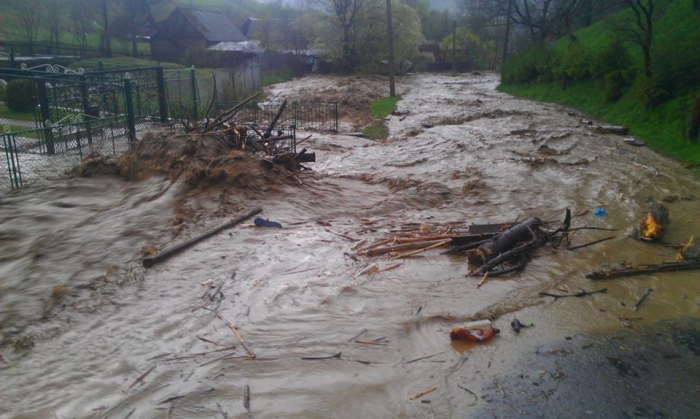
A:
[43, 0, 64, 52]
[70, 0, 94, 55]
[16, 0, 44, 54]
[509, 0, 580, 47]
[320, 0, 369, 69]
[97, 0, 112, 57]
[614, 0, 672, 77]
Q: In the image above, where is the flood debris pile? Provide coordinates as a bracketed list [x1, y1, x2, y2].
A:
[355, 209, 614, 280]
[75, 92, 315, 189]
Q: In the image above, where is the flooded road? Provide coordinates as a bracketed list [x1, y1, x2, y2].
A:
[1, 72, 699, 418]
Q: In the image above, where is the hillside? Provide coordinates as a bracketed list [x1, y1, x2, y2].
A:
[499, 0, 700, 171]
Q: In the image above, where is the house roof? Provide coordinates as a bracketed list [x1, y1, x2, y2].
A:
[240, 17, 291, 39]
[177, 8, 247, 43]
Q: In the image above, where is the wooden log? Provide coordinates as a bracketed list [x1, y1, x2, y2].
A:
[467, 217, 542, 267]
[366, 239, 448, 257]
[587, 259, 700, 280]
[263, 100, 288, 139]
[143, 207, 262, 268]
[638, 201, 669, 242]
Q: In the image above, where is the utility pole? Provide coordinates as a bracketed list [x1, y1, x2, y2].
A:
[452, 20, 456, 71]
[386, 0, 396, 97]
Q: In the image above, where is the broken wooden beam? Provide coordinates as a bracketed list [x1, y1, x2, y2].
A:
[587, 259, 700, 280]
[143, 207, 262, 268]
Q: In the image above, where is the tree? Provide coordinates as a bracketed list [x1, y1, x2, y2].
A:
[16, 0, 43, 54]
[111, 0, 156, 56]
[317, 0, 377, 70]
[614, 0, 672, 77]
[387, 0, 424, 72]
[70, 0, 95, 55]
[97, 0, 112, 57]
[508, 0, 581, 47]
[440, 25, 496, 69]
[44, 0, 64, 52]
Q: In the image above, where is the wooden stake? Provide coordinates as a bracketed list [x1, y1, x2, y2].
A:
[128, 365, 155, 390]
[216, 311, 256, 359]
[476, 271, 489, 288]
[409, 385, 437, 400]
[389, 239, 451, 260]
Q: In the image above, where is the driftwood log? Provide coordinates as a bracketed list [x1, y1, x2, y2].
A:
[467, 217, 544, 276]
[587, 259, 700, 280]
[638, 201, 669, 241]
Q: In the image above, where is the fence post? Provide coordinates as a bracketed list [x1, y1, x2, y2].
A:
[190, 67, 199, 122]
[3, 134, 22, 189]
[79, 75, 93, 146]
[155, 67, 168, 123]
[334, 102, 338, 132]
[124, 78, 136, 147]
[36, 81, 55, 155]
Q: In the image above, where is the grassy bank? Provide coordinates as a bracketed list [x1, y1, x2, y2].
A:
[498, 82, 700, 169]
[362, 96, 401, 139]
[499, 0, 700, 172]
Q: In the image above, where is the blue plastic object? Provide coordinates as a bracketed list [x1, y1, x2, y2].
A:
[594, 207, 607, 217]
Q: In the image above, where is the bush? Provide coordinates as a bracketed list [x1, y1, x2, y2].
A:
[5, 79, 37, 112]
[502, 47, 556, 84]
[592, 41, 632, 78]
[631, 74, 670, 109]
[553, 41, 592, 87]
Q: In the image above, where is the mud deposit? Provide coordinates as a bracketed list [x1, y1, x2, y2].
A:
[1, 73, 699, 418]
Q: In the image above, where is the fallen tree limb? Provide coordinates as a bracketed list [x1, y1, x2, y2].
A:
[365, 239, 447, 257]
[539, 287, 607, 299]
[568, 236, 616, 251]
[389, 239, 451, 260]
[634, 288, 653, 312]
[587, 260, 700, 280]
[215, 311, 256, 359]
[468, 232, 545, 277]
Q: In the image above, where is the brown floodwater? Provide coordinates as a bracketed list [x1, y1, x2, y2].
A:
[1, 73, 699, 418]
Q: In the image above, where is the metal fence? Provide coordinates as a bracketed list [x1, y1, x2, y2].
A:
[1, 63, 337, 195]
[0, 64, 172, 195]
[214, 100, 338, 133]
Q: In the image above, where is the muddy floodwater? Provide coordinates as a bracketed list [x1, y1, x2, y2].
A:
[1, 73, 699, 418]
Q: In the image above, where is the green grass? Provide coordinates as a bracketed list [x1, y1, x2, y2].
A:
[262, 70, 297, 86]
[499, 0, 700, 172]
[0, 105, 36, 122]
[498, 81, 700, 169]
[361, 95, 402, 139]
[369, 96, 401, 118]
[71, 57, 185, 71]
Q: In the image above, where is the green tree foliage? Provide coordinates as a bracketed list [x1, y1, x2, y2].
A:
[5, 79, 38, 113]
[314, 0, 423, 72]
[440, 25, 495, 70]
[501, 0, 700, 110]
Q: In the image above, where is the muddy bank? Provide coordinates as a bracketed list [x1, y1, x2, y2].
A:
[0, 72, 699, 418]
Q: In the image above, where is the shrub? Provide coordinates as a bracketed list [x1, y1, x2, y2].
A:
[631, 74, 670, 109]
[553, 41, 592, 87]
[5, 79, 37, 112]
[592, 41, 632, 78]
[502, 47, 556, 84]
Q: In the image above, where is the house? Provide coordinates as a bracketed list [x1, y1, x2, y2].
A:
[150, 8, 253, 64]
